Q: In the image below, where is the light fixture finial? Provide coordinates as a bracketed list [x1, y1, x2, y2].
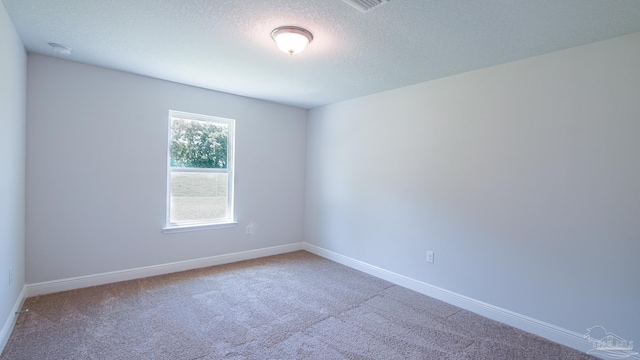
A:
[270, 26, 313, 55]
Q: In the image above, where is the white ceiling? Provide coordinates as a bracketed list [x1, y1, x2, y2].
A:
[4, 0, 640, 109]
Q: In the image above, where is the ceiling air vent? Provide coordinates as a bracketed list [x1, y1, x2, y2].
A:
[342, 0, 389, 13]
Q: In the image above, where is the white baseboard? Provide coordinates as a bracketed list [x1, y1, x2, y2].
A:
[17, 242, 622, 358]
[0, 285, 26, 356]
[27, 242, 304, 297]
[302, 243, 596, 356]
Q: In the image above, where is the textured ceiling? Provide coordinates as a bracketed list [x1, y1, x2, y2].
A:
[4, 0, 640, 109]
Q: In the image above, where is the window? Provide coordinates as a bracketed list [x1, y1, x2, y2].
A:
[164, 110, 235, 232]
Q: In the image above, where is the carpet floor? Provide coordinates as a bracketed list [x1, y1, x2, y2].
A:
[1, 251, 595, 359]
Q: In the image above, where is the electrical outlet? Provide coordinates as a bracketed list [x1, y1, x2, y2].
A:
[426, 251, 434, 264]
[9, 268, 13, 285]
[245, 222, 257, 235]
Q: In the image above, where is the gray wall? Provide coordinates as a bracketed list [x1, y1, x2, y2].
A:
[0, 1, 26, 344]
[305, 32, 640, 339]
[26, 55, 307, 283]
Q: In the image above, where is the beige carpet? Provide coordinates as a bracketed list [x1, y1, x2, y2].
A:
[1, 251, 595, 359]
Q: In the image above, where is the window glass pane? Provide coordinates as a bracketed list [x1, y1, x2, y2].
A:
[170, 118, 228, 169]
[170, 172, 228, 222]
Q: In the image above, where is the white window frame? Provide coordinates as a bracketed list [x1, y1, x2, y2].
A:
[163, 110, 236, 233]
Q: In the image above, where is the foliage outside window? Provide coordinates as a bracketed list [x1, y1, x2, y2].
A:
[166, 110, 235, 229]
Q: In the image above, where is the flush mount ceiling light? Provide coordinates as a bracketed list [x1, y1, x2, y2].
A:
[270, 26, 313, 55]
[48, 42, 72, 55]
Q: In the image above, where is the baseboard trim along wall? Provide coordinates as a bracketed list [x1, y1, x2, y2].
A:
[26, 242, 304, 297]
[19, 242, 605, 357]
[302, 243, 596, 356]
[0, 286, 27, 355]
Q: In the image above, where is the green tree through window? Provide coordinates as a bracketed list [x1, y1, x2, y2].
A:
[170, 119, 228, 169]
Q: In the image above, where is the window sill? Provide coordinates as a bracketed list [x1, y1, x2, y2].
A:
[162, 221, 237, 234]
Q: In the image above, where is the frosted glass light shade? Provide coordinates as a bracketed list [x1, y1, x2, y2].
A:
[271, 26, 313, 55]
